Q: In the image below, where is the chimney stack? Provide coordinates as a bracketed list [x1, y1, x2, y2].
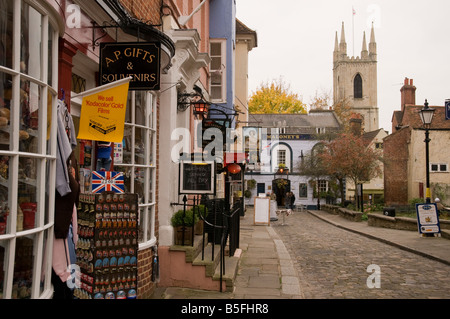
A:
[400, 77, 416, 111]
[349, 117, 363, 136]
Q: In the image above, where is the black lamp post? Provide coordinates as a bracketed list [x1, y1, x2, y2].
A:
[419, 99, 435, 203]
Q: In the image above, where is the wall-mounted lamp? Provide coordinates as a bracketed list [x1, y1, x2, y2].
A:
[192, 99, 210, 119]
[177, 88, 211, 119]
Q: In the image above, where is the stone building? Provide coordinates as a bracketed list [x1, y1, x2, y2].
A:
[332, 22, 385, 203]
[244, 111, 342, 209]
[333, 22, 379, 133]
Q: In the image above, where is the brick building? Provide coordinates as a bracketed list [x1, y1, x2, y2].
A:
[384, 78, 450, 207]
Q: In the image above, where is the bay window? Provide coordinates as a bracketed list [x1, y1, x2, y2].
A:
[0, 0, 61, 299]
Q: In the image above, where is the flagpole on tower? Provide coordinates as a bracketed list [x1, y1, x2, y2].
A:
[352, 6, 356, 56]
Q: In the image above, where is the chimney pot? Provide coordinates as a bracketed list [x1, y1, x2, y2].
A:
[400, 77, 416, 110]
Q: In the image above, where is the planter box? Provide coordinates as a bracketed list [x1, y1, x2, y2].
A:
[194, 220, 204, 235]
[175, 226, 193, 245]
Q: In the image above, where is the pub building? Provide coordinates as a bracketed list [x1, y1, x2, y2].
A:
[0, 0, 176, 299]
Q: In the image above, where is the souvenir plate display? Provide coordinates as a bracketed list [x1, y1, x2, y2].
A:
[74, 192, 138, 299]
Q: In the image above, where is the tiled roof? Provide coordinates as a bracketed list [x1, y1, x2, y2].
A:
[248, 111, 341, 134]
[400, 105, 450, 130]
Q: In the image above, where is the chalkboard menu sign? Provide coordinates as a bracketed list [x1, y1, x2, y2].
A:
[179, 161, 215, 195]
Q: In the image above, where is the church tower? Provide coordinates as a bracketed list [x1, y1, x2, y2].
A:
[333, 22, 379, 132]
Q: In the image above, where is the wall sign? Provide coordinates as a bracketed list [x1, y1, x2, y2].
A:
[179, 161, 215, 195]
[254, 197, 270, 225]
[99, 42, 161, 90]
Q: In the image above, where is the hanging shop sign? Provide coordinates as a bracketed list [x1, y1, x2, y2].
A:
[75, 77, 131, 143]
[99, 42, 161, 90]
[179, 160, 216, 195]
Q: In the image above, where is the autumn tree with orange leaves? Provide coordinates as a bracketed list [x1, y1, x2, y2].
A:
[320, 132, 383, 206]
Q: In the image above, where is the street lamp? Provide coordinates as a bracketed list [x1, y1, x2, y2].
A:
[419, 99, 435, 203]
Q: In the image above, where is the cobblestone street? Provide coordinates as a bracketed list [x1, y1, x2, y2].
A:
[271, 212, 450, 299]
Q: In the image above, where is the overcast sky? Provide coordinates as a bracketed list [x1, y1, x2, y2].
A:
[235, 0, 450, 133]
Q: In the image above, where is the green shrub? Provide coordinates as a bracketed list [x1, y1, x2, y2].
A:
[171, 209, 198, 227]
[247, 179, 257, 190]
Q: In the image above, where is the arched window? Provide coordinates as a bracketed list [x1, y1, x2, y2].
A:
[354, 73, 363, 98]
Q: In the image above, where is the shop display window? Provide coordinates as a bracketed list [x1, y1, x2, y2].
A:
[114, 91, 156, 247]
[0, 240, 7, 298]
[0, 0, 60, 299]
[114, 91, 156, 245]
[0, 0, 13, 70]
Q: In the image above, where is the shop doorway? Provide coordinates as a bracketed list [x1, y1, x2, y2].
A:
[272, 178, 291, 207]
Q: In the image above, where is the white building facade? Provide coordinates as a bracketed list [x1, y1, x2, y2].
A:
[244, 111, 341, 209]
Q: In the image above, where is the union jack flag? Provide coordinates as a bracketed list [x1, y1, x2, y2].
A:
[91, 171, 125, 193]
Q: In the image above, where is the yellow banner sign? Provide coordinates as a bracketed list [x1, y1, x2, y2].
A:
[76, 77, 130, 143]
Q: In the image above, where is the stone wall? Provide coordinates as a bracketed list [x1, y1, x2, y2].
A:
[321, 204, 450, 239]
[321, 204, 363, 222]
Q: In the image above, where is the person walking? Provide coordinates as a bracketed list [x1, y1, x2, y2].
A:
[289, 192, 296, 210]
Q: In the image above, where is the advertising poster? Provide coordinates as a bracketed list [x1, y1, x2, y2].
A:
[416, 203, 441, 234]
[76, 77, 131, 143]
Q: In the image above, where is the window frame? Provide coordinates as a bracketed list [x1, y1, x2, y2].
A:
[0, 0, 60, 299]
[430, 163, 448, 173]
[354, 73, 363, 99]
[113, 91, 157, 250]
[277, 149, 286, 167]
[299, 183, 308, 198]
[209, 39, 226, 103]
[318, 180, 328, 193]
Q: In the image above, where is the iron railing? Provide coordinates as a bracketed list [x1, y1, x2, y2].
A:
[171, 195, 242, 292]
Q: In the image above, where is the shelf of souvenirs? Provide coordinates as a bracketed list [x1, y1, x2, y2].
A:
[0, 174, 37, 188]
[0, 124, 39, 145]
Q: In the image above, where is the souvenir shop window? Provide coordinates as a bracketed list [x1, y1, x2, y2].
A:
[0, 0, 60, 299]
[114, 91, 156, 246]
[0, 1, 13, 69]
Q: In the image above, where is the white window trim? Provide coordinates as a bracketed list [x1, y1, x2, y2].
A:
[209, 38, 227, 103]
[0, 0, 60, 299]
[318, 180, 329, 193]
[430, 163, 448, 173]
[111, 91, 157, 250]
[271, 144, 291, 172]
